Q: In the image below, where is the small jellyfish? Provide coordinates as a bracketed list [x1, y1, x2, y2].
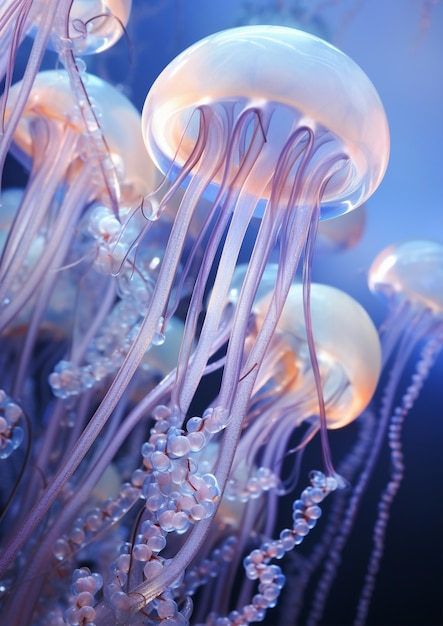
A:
[354, 239, 443, 623]
[303, 240, 443, 626]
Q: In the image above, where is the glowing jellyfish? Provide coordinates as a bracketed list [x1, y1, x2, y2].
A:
[0, 0, 132, 196]
[1, 69, 154, 332]
[300, 240, 443, 626]
[211, 284, 381, 588]
[0, 25, 389, 624]
[353, 239, 443, 623]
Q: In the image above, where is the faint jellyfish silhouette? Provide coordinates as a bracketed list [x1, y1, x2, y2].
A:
[304, 239, 443, 626]
[315, 202, 366, 254]
[237, 0, 329, 39]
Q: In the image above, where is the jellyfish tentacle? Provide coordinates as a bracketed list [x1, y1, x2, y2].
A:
[0, 124, 79, 303]
[354, 332, 442, 626]
[0, 166, 92, 332]
[0, 0, 31, 135]
[170, 106, 270, 409]
[0, 0, 65, 172]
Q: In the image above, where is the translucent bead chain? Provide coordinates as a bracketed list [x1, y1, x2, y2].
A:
[199, 471, 339, 626]
[52, 481, 141, 564]
[224, 467, 282, 503]
[64, 567, 103, 626]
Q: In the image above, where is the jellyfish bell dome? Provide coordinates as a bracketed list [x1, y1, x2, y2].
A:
[142, 25, 389, 219]
[254, 283, 382, 429]
[5, 69, 155, 205]
[369, 239, 443, 315]
[27, 0, 132, 55]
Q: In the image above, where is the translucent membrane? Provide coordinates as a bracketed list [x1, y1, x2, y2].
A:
[253, 282, 382, 429]
[142, 25, 389, 219]
[28, 0, 132, 55]
[369, 239, 443, 315]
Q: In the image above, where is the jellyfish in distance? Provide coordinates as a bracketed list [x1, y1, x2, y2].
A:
[302, 240, 443, 626]
[353, 239, 443, 623]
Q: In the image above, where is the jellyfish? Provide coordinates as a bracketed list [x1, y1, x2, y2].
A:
[1, 68, 155, 330]
[0, 0, 132, 201]
[0, 25, 389, 624]
[176, 281, 381, 625]
[353, 239, 443, 623]
[298, 240, 443, 626]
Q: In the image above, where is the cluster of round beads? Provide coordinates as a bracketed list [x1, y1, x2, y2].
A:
[49, 299, 165, 399]
[103, 404, 227, 611]
[0, 390, 24, 459]
[64, 567, 103, 626]
[202, 471, 339, 626]
[49, 200, 170, 400]
[139, 405, 227, 532]
[53, 481, 140, 563]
